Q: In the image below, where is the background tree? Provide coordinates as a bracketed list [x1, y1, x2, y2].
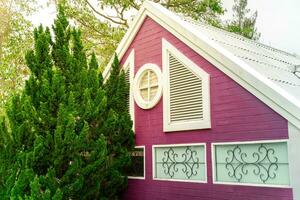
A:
[226, 0, 260, 40]
[0, 6, 134, 199]
[0, 0, 37, 107]
[52, 0, 225, 67]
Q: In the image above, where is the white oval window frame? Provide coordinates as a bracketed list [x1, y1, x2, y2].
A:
[133, 64, 162, 109]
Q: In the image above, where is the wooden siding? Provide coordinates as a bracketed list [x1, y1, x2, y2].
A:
[120, 17, 292, 200]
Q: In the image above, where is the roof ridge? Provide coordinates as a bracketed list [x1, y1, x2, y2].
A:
[211, 37, 297, 67]
[176, 13, 299, 59]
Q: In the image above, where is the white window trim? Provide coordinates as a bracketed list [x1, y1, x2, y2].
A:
[211, 139, 291, 188]
[128, 145, 146, 180]
[133, 63, 162, 109]
[162, 39, 211, 132]
[123, 50, 135, 131]
[152, 143, 207, 183]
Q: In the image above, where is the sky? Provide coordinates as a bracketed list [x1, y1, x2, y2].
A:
[28, 0, 300, 55]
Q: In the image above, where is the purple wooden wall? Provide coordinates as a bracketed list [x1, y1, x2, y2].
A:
[120, 17, 293, 200]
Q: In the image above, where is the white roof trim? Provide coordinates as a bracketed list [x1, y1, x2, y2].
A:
[103, 0, 300, 129]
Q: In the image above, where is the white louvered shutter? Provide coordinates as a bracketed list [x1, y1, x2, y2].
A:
[125, 69, 130, 110]
[163, 39, 210, 132]
[122, 50, 135, 131]
[169, 54, 203, 122]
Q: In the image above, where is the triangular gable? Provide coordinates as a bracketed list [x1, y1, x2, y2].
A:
[103, 1, 300, 129]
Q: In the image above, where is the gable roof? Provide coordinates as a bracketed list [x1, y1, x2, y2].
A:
[103, 1, 300, 129]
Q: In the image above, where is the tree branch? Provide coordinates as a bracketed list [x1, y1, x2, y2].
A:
[85, 0, 127, 27]
[75, 17, 109, 38]
[128, 1, 140, 10]
[112, 4, 128, 27]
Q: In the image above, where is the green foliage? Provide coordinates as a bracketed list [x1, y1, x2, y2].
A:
[0, 6, 134, 200]
[53, 0, 225, 67]
[225, 0, 260, 40]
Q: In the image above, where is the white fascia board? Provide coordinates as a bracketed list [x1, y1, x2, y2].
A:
[103, 0, 300, 129]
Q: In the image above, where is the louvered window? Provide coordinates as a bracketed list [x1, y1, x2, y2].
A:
[169, 54, 203, 122]
[125, 69, 130, 110]
[163, 39, 210, 132]
[123, 50, 135, 131]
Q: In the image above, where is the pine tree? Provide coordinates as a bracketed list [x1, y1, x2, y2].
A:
[226, 0, 260, 40]
[0, 5, 134, 200]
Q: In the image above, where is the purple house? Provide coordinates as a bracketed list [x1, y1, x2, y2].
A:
[103, 1, 300, 200]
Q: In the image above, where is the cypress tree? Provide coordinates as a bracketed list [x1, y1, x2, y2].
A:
[0, 6, 134, 200]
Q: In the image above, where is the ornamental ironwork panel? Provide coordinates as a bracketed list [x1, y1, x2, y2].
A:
[154, 145, 205, 181]
[214, 142, 290, 185]
[225, 144, 278, 183]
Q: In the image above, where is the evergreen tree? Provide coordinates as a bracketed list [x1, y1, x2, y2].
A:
[226, 0, 260, 40]
[0, 5, 134, 200]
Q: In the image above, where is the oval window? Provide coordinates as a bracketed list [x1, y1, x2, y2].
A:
[134, 64, 162, 109]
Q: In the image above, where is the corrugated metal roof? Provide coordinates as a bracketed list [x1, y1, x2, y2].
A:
[179, 15, 300, 99]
